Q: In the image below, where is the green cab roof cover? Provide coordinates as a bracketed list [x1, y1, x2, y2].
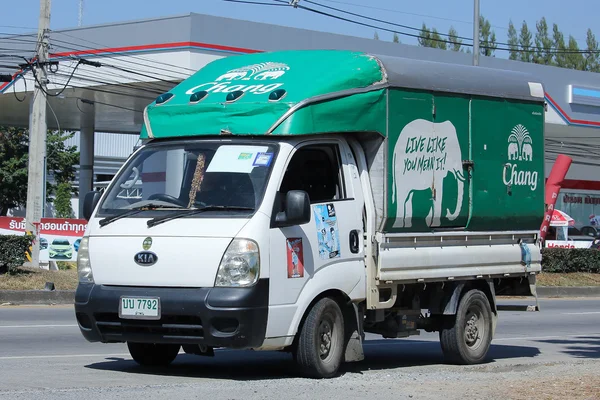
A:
[141, 50, 387, 139]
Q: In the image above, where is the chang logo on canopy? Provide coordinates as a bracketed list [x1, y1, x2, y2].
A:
[185, 62, 290, 96]
[215, 62, 290, 82]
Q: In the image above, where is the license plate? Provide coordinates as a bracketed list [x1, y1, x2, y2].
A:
[119, 296, 161, 320]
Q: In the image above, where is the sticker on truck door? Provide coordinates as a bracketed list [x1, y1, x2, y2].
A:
[314, 203, 341, 260]
[286, 238, 304, 278]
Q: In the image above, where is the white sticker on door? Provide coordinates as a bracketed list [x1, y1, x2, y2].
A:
[314, 203, 341, 260]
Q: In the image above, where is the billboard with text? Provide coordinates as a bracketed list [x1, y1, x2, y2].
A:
[0, 217, 88, 262]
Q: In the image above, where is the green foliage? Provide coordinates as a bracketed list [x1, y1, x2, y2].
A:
[479, 16, 497, 56]
[393, 33, 400, 43]
[0, 126, 79, 216]
[542, 248, 600, 273]
[584, 29, 600, 72]
[448, 26, 462, 52]
[519, 21, 534, 62]
[507, 20, 519, 60]
[534, 17, 554, 65]
[54, 182, 74, 218]
[0, 234, 34, 274]
[418, 23, 446, 50]
[413, 14, 598, 73]
[56, 261, 76, 270]
[0, 127, 29, 216]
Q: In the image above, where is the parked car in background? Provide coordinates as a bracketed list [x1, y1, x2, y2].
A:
[49, 239, 73, 259]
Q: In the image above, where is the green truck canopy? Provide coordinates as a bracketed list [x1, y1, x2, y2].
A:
[141, 49, 544, 139]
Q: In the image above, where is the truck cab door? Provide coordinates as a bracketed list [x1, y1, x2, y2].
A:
[267, 139, 365, 335]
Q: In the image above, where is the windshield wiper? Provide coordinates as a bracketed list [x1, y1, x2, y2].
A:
[99, 204, 179, 227]
[147, 205, 255, 228]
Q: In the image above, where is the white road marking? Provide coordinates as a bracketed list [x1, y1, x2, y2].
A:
[0, 324, 78, 329]
[0, 353, 130, 361]
[561, 311, 600, 315]
[363, 333, 600, 346]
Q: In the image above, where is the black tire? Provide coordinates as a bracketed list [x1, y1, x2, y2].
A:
[127, 342, 180, 367]
[294, 297, 345, 378]
[439, 289, 493, 365]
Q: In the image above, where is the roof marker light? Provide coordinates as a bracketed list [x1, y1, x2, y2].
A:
[155, 92, 174, 105]
[268, 89, 287, 102]
[190, 90, 208, 103]
[225, 90, 245, 103]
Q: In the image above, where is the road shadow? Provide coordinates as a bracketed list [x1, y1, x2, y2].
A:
[85, 339, 540, 380]
[536, 335, 600, 359]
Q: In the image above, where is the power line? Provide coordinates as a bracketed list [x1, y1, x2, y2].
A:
[301, 0, 474, 43]
[47, 37, 192, 81]
[260, 0, 600, 55]
[0, 25, 36, 31]
[316, 0, 509, 31]
[51, 31, 198, 73]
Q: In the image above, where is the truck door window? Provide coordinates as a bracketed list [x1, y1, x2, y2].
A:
[279, 145, 345, 203]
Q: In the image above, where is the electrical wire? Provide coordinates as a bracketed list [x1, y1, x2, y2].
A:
[261, 0, 600, 54]
[315, 0, 509, 31]
[50, 70, 168, 96]
[302, 0, 474, 43]
[48, 38, 190, 81]
[3, 34, 191, 82]
[51, 31, 198, 74]
[12, 72, 27, 102]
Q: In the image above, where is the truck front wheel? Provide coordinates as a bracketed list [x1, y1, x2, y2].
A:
[127, 342, 180, 366]
[294, 297, 345, 378]
[439, 289, 493, 365]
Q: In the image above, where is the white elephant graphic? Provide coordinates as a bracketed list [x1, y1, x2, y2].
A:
[508, 142, 519, 160]
[254, 70, 285, 80]
[215, 71, 247, 81]
[391, 119, 466, 228]
[522, 143, 533, 161]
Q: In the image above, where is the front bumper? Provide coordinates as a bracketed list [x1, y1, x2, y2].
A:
[74, 279, 269, 349]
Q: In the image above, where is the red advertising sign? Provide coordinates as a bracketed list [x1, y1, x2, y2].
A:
[0, 217, 88, 262]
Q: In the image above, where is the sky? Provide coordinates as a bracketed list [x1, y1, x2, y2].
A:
[1, 0, 598, 59]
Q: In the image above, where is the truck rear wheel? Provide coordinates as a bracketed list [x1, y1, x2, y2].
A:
[439, 289, 493, 365]
[294, 297, 345, 378]
[127, 342, 180, 366]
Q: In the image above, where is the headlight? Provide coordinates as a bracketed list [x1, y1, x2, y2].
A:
[215, 239, 260, 287]
[77, 237, 94, 283]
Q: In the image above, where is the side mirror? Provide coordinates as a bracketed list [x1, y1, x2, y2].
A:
[83, 191, 102, 221]
[274, 190, 311, 228]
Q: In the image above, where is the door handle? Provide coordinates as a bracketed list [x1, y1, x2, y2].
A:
[349, 230, 360, 254]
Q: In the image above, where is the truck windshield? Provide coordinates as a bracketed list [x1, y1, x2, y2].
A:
[97, 140, 278, 217]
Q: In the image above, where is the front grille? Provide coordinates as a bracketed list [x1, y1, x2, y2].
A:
[94, 312, 204, 340]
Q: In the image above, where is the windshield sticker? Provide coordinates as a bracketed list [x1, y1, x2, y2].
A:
[253, 152, 273, 167]
[206, 145, 269, 173]
[314, 203, 341, 260]
[286, 238, 304, 278]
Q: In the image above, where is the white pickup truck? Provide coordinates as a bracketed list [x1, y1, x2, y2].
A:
[74, 49, 545, 378]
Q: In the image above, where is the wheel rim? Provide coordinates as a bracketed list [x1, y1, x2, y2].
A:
[464, 303, 485, 351]
[318, 311, 338, 361]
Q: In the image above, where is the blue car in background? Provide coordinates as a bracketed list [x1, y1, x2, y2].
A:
[74, 238, 81, 252]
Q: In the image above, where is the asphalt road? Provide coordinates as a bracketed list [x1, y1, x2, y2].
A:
[0, 298, 599, 399]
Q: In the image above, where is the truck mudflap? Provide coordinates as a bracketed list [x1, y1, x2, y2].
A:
[74, 279, 269, 349]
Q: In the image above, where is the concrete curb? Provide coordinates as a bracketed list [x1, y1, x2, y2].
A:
[1, 286, 599, 306]
[537, 286, 600, 298]
[0, 290, 75, 305]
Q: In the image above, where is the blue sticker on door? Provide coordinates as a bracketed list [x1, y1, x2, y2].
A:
[314, 203, 341, 259]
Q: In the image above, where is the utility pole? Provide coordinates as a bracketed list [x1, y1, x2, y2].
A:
[78, 0, 83, 26]
[472, 0, 480, 66]
[25, 0, 51, 268]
